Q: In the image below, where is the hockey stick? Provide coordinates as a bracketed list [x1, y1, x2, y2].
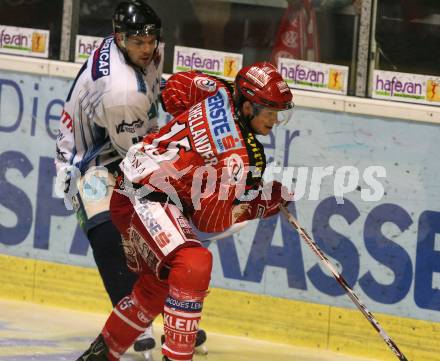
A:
[280, 205, 408, 361]
[198, 221, 249, 244]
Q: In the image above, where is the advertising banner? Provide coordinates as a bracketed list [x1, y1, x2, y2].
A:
[372, 69, 440, 106]
[278, 57, 349, 95]
[74, 35, 103, 63]
[173, 45, 242, 81]
[0, 25, 49, 58]
[0, 69, 440, 324]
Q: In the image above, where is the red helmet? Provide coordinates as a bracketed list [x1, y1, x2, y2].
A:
[235, 62, 293, 111]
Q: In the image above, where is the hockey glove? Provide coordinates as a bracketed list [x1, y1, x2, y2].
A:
[235, 181, 293, 221]
[55, 165, 80, 210]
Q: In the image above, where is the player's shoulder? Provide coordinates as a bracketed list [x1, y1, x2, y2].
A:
[168, 70, 219, 88]
[204, 85, 234, 109]
[88, 36, 115, 82]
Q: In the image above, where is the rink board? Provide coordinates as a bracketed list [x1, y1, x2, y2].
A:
[0, 254, 438, 361]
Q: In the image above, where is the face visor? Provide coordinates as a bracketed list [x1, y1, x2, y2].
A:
[251, 101, 295, 126]
[118, 25, 161, 53]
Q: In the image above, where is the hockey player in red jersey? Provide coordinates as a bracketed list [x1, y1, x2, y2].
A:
[75, 62, 294, 361]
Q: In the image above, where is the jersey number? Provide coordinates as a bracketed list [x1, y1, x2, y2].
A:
[144, 122, 190, 163]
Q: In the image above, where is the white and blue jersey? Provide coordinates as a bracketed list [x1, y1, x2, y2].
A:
[55, 36, 163, 231]
[55, 36, 163, 176]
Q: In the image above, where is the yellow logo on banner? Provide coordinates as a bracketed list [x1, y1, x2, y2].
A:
[426, 80, 440, 102]
[31, 32, 46, 53]
[328, 69, 344, 91]
[223, 57, 238, 78]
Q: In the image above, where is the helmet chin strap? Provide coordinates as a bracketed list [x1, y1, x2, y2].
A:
[116, 34, 137, 69]
[242, 113, 254, 128]
[250, 102, 263, 116]
[234, 88, 265, 127]
[237, 102, 259, 132]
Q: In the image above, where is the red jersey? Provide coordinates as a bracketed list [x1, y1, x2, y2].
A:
[121, 71, 266, 232]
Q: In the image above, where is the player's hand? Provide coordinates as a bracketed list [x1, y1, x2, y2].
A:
[237, 181, 293, 221]
[259, 181, 293, 218]
[55, 165, 76, 195]
[55, 165, 80, 210]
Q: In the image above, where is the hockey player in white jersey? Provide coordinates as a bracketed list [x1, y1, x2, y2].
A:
[54, 1, 207, 360]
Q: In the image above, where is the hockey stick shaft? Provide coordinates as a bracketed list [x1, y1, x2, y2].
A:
[280, 205, 408, 361]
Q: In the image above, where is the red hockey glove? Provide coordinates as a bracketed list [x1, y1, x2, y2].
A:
[235, 181, 293, 222]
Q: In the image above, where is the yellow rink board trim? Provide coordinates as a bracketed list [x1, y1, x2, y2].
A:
[0, 254, 436, 361]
